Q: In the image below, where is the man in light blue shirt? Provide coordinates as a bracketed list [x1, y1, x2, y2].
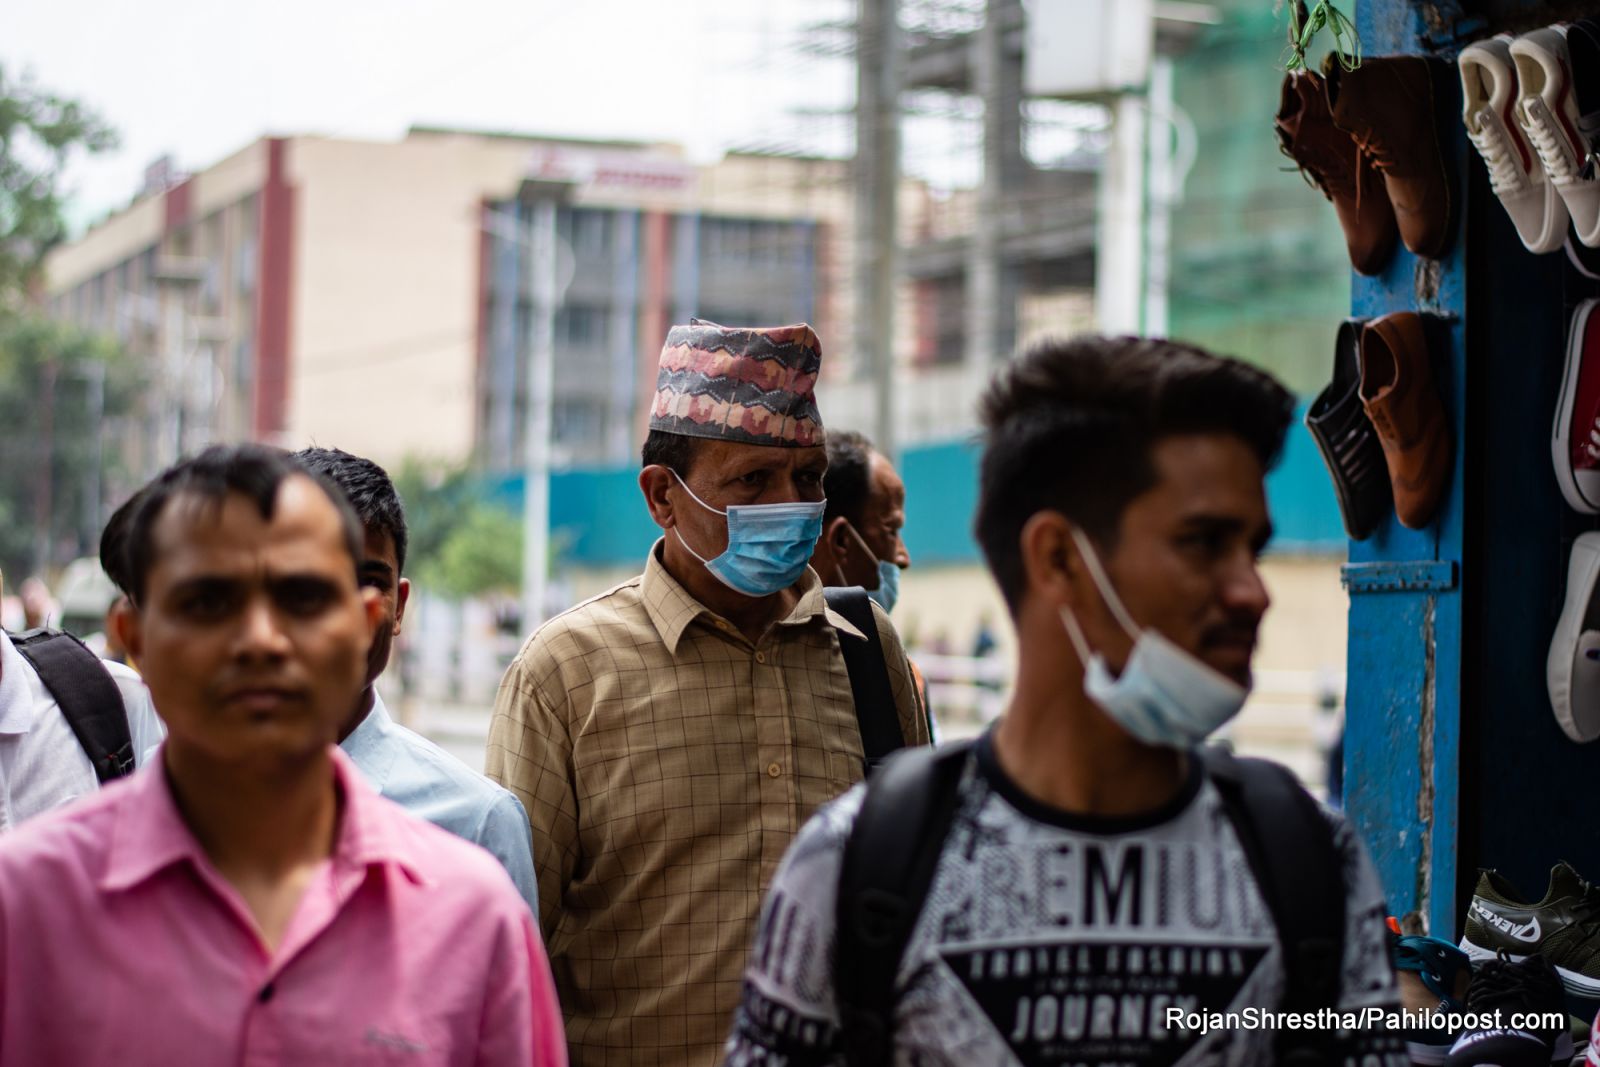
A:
[296, 447, 537, 913]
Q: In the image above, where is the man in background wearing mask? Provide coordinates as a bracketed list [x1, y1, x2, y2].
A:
[487, 320, 929, 1067]
[809, 429, 909, 614]
[809, 428, 934, 731]
[725, 335, 1404, 1065]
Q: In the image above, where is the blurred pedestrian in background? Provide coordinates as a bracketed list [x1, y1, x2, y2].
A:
[18, 577, 54, 630]
[487, 320, 928, 1067]
[296, 446, 539, 913]
[0, 565, 160, 828]
[810, 427, 933, 733]
[0, 445, 565, 1066]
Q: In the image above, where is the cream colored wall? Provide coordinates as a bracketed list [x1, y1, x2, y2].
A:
[280, 134, 536, 466]
[46, 195, 164, 292]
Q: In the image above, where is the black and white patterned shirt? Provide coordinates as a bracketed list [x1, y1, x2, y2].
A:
[724, 732, 1408, 1067]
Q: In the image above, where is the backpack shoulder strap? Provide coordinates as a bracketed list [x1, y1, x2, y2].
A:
[835, 739, 972, 1067]
[9, 628, 136, 783]
[1202, 747, 1343, 1063]
[823, 586, 904, 767]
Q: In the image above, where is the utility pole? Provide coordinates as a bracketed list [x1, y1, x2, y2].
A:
[966, 0, 1003, 375]
[518, 195, 575, 634]
[854, 0, 901, 459]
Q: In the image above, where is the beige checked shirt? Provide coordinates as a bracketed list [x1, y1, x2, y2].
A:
[486, 540, 928, 1067]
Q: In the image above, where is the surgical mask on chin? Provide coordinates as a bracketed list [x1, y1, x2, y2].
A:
[842, 521, 902, 615]
[670, 469, 825, 598]
[1058, 527, 1248, 749]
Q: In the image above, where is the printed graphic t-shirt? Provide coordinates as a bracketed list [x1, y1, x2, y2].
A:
[724, 733, 1408, 1066]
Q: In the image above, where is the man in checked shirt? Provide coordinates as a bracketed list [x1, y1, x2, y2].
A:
[487, 319, 930, 1067]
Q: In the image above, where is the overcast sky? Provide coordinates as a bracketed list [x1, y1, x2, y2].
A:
[4, 0, 856, 230]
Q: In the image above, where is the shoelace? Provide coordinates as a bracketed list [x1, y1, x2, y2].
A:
[1522, 98, 1580, 183]
[1465, 951, 1563, 1016]
[1467, 116, 1527, 193]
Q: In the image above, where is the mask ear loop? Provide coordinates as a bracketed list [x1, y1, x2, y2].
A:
[1066, 526, 1142, 642]
[1058, 603, 1096, 667]
[668, 468, 729, 516]
[843, 521, 884, 567]
[667, 469, 726, 564]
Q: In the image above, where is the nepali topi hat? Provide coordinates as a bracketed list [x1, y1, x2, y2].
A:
[649, 319, 823, 447]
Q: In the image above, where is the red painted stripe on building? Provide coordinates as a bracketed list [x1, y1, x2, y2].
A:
[637, 211, 672, 440]
[163, 177, 194, 233]
[253, 138, 295, 440]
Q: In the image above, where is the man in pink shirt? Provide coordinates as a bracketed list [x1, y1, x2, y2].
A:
[0, 444, 566, 1066]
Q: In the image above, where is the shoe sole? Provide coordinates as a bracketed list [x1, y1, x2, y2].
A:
[1547, 531, 1600, 741]
[1551, 298, 1600, 513]
[1461, 935, 1600, 997]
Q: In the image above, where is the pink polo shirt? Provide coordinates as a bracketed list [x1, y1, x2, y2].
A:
[0, 745, 566, 1066]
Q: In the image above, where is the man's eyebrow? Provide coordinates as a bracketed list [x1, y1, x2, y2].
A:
[165, 575, 241, 596]
[358, 560, 395, 578]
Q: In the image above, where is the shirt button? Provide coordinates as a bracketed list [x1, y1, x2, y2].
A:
[755, 651, 767, 663]
[767, 762, 782, 778]
[258, 982, 276, 1003]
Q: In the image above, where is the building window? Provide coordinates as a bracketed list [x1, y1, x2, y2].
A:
[555, 304, 607, 348]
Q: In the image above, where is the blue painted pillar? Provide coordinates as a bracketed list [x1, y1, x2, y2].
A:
[1344, 0, 1466, 937]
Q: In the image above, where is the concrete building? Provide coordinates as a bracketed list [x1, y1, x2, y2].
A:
[43, 129, 870, 476]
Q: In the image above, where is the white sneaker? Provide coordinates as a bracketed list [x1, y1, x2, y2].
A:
[1512, 27, 1600, 248]
[1547, 531, 1600, 742]
[1462, 34, 1567, 253]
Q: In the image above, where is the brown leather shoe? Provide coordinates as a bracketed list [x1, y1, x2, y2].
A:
[1359, 312, 1451, 529]
[1328, 55, 1455, 259]
[1276, 70, 1398, 275]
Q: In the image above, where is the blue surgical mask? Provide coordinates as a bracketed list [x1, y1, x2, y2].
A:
[670, 470, 825, 598]
[1058, 527, 1249, 748]
[844, 521, 902, 615]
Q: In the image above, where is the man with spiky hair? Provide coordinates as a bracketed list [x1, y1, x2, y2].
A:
[725, 336, 1405, 1067]
[294, 446, 537, 914]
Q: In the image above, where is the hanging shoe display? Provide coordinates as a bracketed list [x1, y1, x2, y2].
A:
[1305, 318, 1392, 539]
[1511, 27, 1600, 250]
[1551, 298, 1600, 513]
[1275, 70, 1399, 275]
[1461, 34, 1568, 254]
[1327, 54, 1455, 259]
[1358, 311, 1451, 529]
[1547, 533, 1600, 743]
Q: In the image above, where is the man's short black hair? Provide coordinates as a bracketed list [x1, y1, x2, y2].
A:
[822, 429, 875, 525]
[641, 430, 703, 477]
[293, 447, 409, 575]
[99, 485, 148, 596]
[124, 444, 364, 605]
[975, 334, 1293, 614]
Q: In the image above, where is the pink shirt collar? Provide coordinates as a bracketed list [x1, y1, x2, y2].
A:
[100, 744, 431, 894]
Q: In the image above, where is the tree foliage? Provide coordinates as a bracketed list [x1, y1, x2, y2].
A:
[391, 460, 522, 600]
[0, 314, 141, 578]
[0, 65, 117, 307]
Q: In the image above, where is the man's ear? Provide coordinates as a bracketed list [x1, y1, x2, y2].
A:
[393, 577, 411, 636]
[824, 516, 853, 561]
[112, 598, 143, 665]
[639, 466, 677, 531]
[360, 586, 382, 642]
[1018, 511, 1083, 610]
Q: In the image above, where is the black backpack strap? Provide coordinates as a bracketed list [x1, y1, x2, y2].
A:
[9, 628, 136, 783]
[824, 586, 904, 769]
[1202, 747, 1344, 1064]
[835, 740, 972, 1067]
